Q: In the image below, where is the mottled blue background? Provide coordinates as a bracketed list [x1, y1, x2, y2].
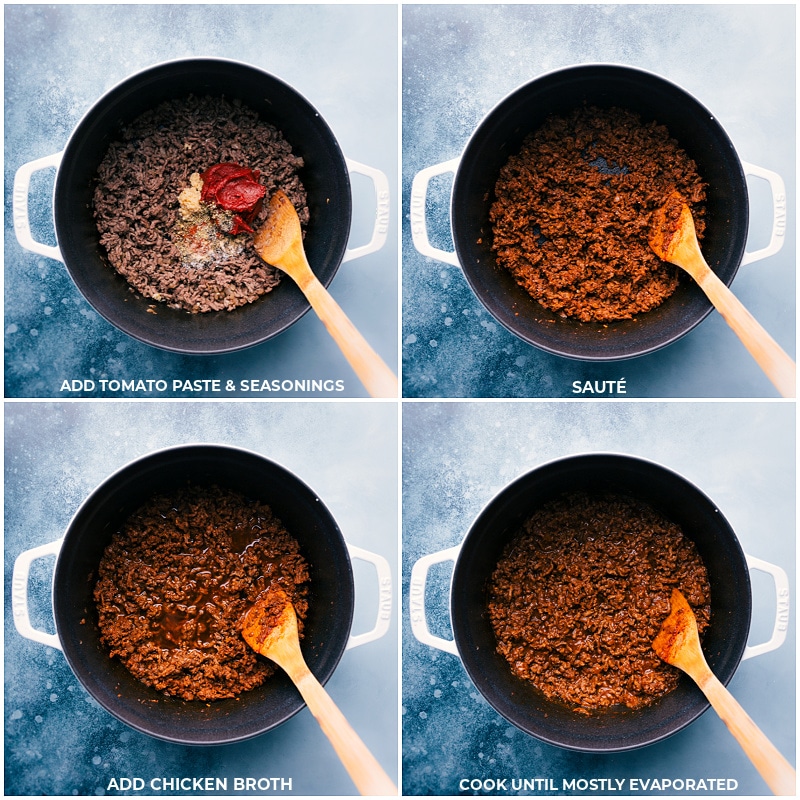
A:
[402, 401, 795, 795]
[402, 4, 795, 398]
[5, 401, 398, 795]
[5, 4, 398, 399]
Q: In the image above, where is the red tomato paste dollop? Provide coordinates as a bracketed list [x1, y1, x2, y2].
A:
[200, 163, 266, 234]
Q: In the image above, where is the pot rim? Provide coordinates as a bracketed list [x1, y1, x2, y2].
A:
[449, 451, 751, 753]
[460, 449, 732, 528]
[54, 440, 313, 537]
[450, 63, 748, 362]
[459, 60, 727, 134]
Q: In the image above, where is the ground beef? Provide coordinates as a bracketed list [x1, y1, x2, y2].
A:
[93, 95, 309, 314]
[94, 485, 310, 701]
[489, 106, 707, 322]
[487, 492, 711, 713]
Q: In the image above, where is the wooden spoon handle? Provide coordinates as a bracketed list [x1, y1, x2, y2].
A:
[301, 275, 398, 398]
[694, 266, 795, 398]
[292, 665, 398, 796]
[700, 671, 796, 795]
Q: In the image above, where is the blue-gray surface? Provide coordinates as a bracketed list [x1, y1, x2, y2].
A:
[402, 4, 796, 398]
[4, 401, 398, 795]
[4, 4, 398, 399]
[402, 401, 795, 795]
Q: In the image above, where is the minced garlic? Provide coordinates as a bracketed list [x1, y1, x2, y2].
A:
[178, 172, 204, 218]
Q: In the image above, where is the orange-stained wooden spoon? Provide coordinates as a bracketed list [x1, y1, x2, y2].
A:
[254, 191, 398, 398]
[649, 193, 795, 398]
[242, 586, 397, 796]
[653, 589, 795, 796]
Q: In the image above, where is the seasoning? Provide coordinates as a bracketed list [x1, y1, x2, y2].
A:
[199, 163, 266, 234]
[489, 106, 707, 322]
[487, 492, 711, 713]
[174, 165, 262, 265]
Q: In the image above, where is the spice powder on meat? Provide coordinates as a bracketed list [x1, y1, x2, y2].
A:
[487, 492, 711, 713]
[489, 105, 707, 322]
[93, 485, 310, 702]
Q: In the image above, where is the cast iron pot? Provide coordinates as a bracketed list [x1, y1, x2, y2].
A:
[12, 445, 358, 745]
[13, 59, 381, 355]
[411, 64, 784, 361]
[410, 453, 788, 752]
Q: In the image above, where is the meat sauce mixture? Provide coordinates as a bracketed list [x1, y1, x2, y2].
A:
[487, 492, 711, 713]
[490, 106, 707, 322]
[93, 95, 309, 314]
[94, 485, 309, 701]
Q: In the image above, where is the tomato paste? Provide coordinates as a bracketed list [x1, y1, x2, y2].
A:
[200, 163, 266, 234]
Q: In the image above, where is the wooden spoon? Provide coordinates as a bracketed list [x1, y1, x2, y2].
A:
[253, 191, 398, 398]
[649, 193, 795, 398]
[242, 586, 397, 796]
[653, 589, 796, 796]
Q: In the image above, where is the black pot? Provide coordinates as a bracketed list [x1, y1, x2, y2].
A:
[52, 58, 351, 354]
[51, 445, 354, 745]
[449, 454, 751, 752]
[451, 64, 748, 361]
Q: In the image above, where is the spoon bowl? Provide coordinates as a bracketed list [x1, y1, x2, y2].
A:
[654, 590, 795, 795]
[649, 194, 795, 397]
[242, 586, 397, 796]
[254, 191, 398, 398]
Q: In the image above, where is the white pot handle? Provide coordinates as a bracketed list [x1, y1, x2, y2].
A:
[14, 153, 388, 266]
[12, 538, 63, 651]
[13, 152, 64, 262]
[409, 543, 461, 656]
[740, 161, 787, 267]
[409, 158, 461, 266]
[408, 159, 786, 270]
[342, 158, 390, 263]
[345, 543, 393, 649]
[742, 553, 790, 660]
[408, 547, 788, 661]
[13, 538, 392, 653]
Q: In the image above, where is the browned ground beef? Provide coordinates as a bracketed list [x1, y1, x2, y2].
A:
[93, 95, 309, 313]
[94, 485, 309, 701]
[487, 492, 711, 712]
[489, 106, 706, 322]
